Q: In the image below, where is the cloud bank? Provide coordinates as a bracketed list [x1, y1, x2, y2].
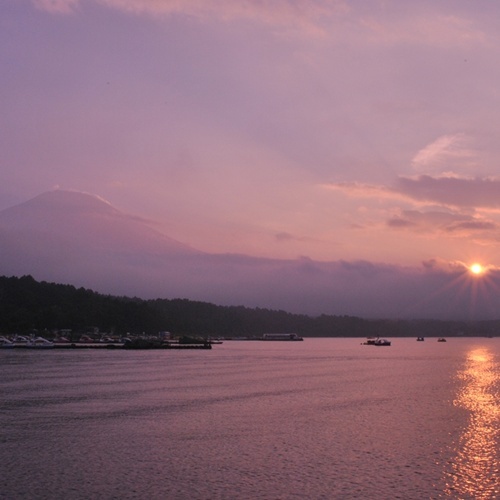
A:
[2, 190, 500, 320]
[33, 0, 344, 36]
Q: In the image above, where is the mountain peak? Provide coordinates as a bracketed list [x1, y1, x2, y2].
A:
[0, 189, 200, 257]
[6, 189, 117, 216]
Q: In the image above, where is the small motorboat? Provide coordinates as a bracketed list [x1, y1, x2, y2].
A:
[374, 338, 391, 346]
[437, 338, 447, 342]
[416, 337, 425, 341]
[363, 337, 391, 346]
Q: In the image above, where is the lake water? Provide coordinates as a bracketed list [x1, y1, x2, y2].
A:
[1, 338, 499, 499]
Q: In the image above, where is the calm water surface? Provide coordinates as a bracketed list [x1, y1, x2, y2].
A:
[1, 338, 499, 499]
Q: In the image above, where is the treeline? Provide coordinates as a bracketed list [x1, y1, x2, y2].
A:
[0, 275, 498, 337]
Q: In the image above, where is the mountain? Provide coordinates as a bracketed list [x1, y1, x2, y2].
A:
[0, 190, 202, 297]
[0, 190, 198, 255]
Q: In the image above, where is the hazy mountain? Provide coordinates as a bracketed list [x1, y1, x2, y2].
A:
[0, 190, 202, 297]
[0, 190, 198, 255]
[1, 190, 499, 319]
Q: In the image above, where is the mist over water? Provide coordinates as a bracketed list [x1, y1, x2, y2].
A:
[2, 338, 499, 499]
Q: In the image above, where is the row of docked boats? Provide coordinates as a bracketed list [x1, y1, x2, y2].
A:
[0, 335, 215, 349]
[0, 335, 55, 348]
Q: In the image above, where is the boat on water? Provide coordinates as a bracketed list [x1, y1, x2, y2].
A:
[11, 335, 31, 347]
[0, 336, 15, 348]
[363, 337, 391, 346]
[261, 333, 303, 341]
[437, 338, 447, 342]
[416, 337, 425, 341]
[28, 337, 54, 348]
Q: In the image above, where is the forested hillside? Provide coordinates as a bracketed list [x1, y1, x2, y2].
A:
[0, 275, 497, 338]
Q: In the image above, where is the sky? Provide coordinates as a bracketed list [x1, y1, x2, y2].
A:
[3, 0, 500, 318]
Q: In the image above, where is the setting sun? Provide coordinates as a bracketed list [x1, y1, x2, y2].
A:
[470, 263, 485, 275]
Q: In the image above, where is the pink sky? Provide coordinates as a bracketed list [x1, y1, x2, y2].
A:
[3, 1, 500, 293]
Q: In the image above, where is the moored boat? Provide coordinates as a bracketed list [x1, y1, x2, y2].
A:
[262, 333, 303, 341]
[11, 335, 30, 347]
[374, 338, 391, 346]
[28, 337, 54, 348]
[0, 336, 15, 348]
[362, 337, 391, 346]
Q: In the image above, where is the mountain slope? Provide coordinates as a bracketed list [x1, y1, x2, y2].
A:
[0, 190, 198, 255]
[0, 190, 203, 296]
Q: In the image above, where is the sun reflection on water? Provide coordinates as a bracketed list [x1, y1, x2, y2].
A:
[444, 347, 500, 498]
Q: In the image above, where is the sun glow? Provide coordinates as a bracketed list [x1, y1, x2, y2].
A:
[469, 263, 485, 276]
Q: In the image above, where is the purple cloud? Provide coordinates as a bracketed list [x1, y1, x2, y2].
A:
[387, 209, 497, 234]
[395, 175, 500, 209]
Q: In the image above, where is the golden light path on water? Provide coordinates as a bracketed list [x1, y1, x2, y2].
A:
[444, 347, 500, 498]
